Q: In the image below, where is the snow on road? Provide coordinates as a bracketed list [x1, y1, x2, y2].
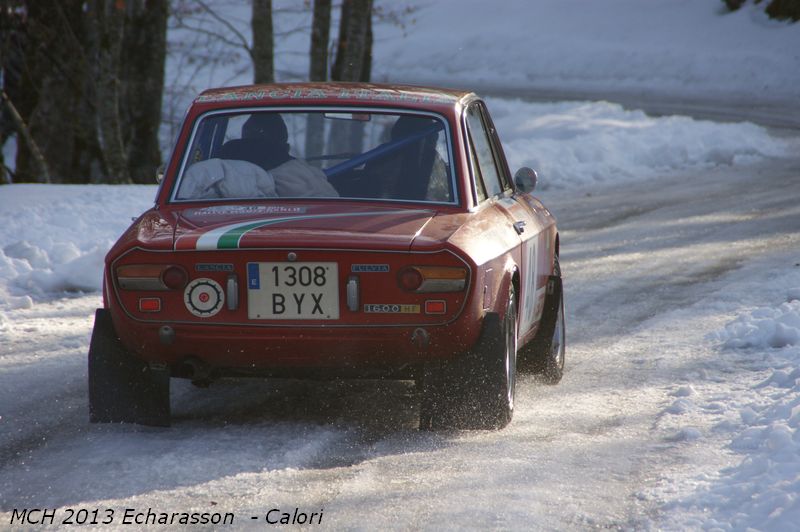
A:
[1, 95, 799, 528]
[548, 158, 800, 530]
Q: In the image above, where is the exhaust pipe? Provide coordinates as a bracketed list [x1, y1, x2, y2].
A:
[183, 357, 213, 387]
[411, 328, 430, 350]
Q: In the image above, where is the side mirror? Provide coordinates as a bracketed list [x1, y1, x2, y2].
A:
[514, 167, 538, 193]
[155, 165, 165, 184]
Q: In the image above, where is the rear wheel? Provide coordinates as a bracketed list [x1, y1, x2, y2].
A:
[481, 286, 518, 427]
[420, 286, 517, 430]
[88, 309, 171, 426]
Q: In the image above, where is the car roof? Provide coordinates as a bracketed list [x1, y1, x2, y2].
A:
[194, 82, 477, 113]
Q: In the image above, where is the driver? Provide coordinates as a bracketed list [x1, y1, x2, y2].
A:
[367, 116, 449, 201]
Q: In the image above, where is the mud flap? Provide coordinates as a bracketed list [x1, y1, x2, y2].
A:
[88, 309, 171, 426]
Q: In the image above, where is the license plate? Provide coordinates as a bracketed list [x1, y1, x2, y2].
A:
[247, 262, 339, 320]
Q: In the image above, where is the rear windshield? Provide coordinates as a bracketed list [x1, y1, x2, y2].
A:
[171, 109, 456, 204]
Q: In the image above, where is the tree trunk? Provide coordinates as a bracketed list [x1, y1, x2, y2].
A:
[3, 0, 166, 185]
[1, 90, 50, 183]
[90, 0, 131, 183]
[309, 0, 331, 82]
[329, 0, 373, 155]
[305, 0, 331, 162]
[252, 0, 274, 84]
[361, 5, 372, 83]
[10, 1, 100, 184]
[331, 0, 372, 82]
[330, 0, 349, 82]
[0, 1, 26, 183]
[121, 0, 168, 184]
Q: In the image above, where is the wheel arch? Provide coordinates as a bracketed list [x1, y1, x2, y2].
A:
[497, 259, 520, 321]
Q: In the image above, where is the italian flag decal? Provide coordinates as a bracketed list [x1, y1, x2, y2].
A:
[175, 210, 428, 250]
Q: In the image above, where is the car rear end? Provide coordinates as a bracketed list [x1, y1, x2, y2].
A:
[108, 240, 481, 378]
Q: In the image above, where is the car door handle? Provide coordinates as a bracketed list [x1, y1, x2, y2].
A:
[513, 220, 526, 235]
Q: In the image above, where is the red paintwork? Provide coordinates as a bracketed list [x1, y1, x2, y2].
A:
[174, 203, 439, 251]
[105, 82, 558, 377]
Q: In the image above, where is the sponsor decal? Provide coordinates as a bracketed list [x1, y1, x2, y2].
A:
[351, 264, 390, 273]
[363, 304, 420, 314]
[195, 263, 234, 272]
[175, 210, 430, 251]
[187, 205, 307, 216]
[184, 278, 224, 317]
[197, 88, 453, 105]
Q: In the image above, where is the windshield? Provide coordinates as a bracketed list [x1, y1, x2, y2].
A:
[172, 109, 455, 204]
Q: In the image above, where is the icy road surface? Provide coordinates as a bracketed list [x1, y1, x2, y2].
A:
[1, 155, 799, 529]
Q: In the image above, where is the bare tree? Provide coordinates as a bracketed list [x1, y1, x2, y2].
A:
[308, 0, 331, 82]
[121, 0, 168, 184]
[174, 0, 296, 86]
[252, 0, 274, 83]
[328, 0, 373, 155]
[2, 0, 100, 183]
[304, 0, 331, 162]
[1, 89, 49, 183]
[1, 0, 168, 184]
[90, 0, 131, 183]
[331, 0, 373, 82]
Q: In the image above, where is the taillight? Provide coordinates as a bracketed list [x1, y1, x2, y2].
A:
[162, 266, 188, 290]
[398, 267, 424, 291]
[116, 264, 187, 291]
[397, 266, 467, 293]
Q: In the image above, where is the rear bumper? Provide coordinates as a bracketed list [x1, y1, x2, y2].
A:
[109, 305, 482, 373]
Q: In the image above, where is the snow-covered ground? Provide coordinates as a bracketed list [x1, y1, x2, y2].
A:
[183, 0, 800, 105]
[2, 154, 799, 530]
[374, 0, 800, 107]
[2, 0, 800, 529]
[162, 0, 800, 135]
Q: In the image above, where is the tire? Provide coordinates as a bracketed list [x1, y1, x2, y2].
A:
[477, 286, 517, 427]
[88, 309, 171, 426]
[518, 256, 565, 384]
[419, 287, 517, 430]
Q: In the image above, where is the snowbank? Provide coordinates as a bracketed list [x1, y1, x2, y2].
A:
[486, 98, 794, 189]
[166, 1, 800, 107]
[374, 0, 800, 106]
[0, 185, 156, 310]
[668, 289, 800, 530]
[716, 300, 800, 349]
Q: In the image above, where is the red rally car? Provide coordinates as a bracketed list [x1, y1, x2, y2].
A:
[89, 82, 565, 430]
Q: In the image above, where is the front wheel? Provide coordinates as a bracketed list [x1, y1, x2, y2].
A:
[519, 256, 566, 384]
[539, 293, 565, 384]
